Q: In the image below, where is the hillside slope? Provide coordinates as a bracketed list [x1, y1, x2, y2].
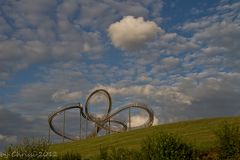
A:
[50, 116, 240, 157]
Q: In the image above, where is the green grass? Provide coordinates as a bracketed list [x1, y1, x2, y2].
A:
[50, 116, 240, 158]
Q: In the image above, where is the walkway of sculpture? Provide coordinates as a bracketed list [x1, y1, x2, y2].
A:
[48, 89, 154, 142]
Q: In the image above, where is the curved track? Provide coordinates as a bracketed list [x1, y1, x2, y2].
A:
[48, 89, 154, 141]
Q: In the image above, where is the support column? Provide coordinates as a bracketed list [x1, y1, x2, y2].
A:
[62, 111, 65, 143]
[85, 118, 88, 139]
[108, 119, 111, 134]
[79, 108, 82, 140]
[128, 107, 131, 131]
[48, 124, 51, 143]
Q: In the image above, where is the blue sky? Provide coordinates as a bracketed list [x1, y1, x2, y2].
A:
[0, 0, 240, 151]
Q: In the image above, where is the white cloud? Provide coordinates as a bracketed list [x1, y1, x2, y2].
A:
[0, 17, 12, 34]
[51, 89, 83, 102]
[73, 0, 164, 31]
[57, 0, 78, 19]
[93, 84, 154, 97]
[7, 0, 56, 28]
[0, 39, 50, 84]
[108, 16, 162, 51]
[181, 21, 210, 31]
[177, 1, 240, 72]
[128, 115, 159, 127]
[19, 83, 54, 104]
[202, 46, 228, 55]
[0, 1, 105, 85]
[194, 22, 240, 54]
[217, 1, 240, 11]
[113, 2, 149, 18]
[93, 84, 193, 106]
[160, 33, 177, 41]
[162, 57, 180, 68]
[0, 134, 17, 144]
[150, 32, 199, 55]
[176, 72, 240, 118]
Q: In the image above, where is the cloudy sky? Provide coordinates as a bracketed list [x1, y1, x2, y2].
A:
[0, 0, 240, 151]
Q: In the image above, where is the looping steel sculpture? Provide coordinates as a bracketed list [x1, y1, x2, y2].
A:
[48, 89, 154, 141]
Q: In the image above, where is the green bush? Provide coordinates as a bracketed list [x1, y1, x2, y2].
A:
[96, 146, 108, 160]
[195, 148, 219, 160]
[93, 132, 196, 160]
[141, 132, 195, 160]
[4, 137, 53, 160]
[215, 122, 240, 160]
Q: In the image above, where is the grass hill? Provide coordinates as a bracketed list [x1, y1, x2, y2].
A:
[50, 116, 240, 158]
